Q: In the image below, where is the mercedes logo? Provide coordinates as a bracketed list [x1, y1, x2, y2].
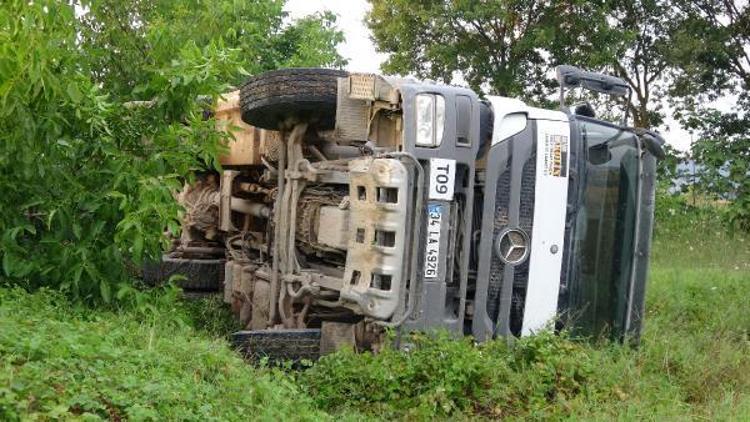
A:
[494, 228, 530, 265]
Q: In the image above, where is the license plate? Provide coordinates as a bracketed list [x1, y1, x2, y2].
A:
[424, 204, 442, 279]
[428, 158, 456, 200]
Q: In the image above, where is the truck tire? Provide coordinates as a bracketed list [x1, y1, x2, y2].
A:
[239, 68, 348, 130]
[231, 329, 321, 363]
[142, 257, 224, 292]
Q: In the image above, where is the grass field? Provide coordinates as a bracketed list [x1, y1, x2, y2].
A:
[1, 205, 749, 420]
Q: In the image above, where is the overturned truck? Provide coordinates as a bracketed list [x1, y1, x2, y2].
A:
[150, 66, 664, 358]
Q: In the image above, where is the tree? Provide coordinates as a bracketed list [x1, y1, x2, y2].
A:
[366, 0, 618, 101]
[687, 110, 750, 230]
[671, 1, 750, 230]
[367, 0, 714, 130]
[602, 0, 695, 128]
[0, 0, 345, 301]
[78, 0, 346, 97]
[670, 0, 749, 102]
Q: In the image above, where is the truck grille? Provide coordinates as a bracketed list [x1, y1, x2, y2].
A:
[486, 165, 511, 323]
[487, 148, 537, 336]
[510, 150, 536, 335]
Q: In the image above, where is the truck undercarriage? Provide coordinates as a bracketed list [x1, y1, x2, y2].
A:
[145, 66, 664, 359]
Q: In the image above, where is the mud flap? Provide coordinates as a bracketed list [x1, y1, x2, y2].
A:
[320, 321, 356, 355]
[142, 256, 224, 292]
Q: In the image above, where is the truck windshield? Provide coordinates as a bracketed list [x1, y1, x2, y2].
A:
[570, 118, 640, 339]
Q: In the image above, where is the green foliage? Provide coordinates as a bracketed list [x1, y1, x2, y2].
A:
[670, 0, 750, 229]
[652, 194, 750, 270]
[669, 0, 749, 102]
[77, 0, 346, 94]
[600, 0, 702, 128]
[182, 294, 242, 339]
[302, 331, 599, 419]
[366, 0, 618, 101]
[653, 191, 711, 235]
[365, 0, 708, 128]
[0, 0, 233, 301]
[300, 209, 750, 419]
[1, 1, 749, 419]
[0, 0, 344, 302]
[2, 209, 750, 420]
[686, 108, 750, 232]
[655, 142, 688, 193]
[0, 287, 327, 421]
[365, 0, 746, 131]
[273, 11, 347, 70]
[301, 333, 488, 417]
[669, 1, 750, 231]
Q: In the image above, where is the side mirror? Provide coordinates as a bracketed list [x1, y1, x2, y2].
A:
[556, 65, 630, 97]
[638, 130, 666, 160]
[556, 65, 632, 125]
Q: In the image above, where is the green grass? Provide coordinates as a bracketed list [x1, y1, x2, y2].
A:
[300, 267, 750, 420]
[0, 289, 326, 421]
[1, 204, 749, 420]
[299, 205, 750, 419]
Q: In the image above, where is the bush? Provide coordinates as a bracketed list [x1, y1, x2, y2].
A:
[0, 0, 345, 303]
[689, 109, 750, 232]
[0, 1, 236, 302]
[301, 330, 602, 419]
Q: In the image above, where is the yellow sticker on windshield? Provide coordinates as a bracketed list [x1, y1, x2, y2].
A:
[544, 134, 569, 177]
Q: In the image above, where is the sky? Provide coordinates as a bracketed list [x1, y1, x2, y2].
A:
[284, 0, 387, 75]
[284, 0, 720, 152]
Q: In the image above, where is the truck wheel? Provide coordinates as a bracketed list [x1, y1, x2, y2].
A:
[239, 68, 348, 130]
[142, 257, 224, 292]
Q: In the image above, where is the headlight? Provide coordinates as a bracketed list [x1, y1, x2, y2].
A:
[415, 94, 446, 147]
